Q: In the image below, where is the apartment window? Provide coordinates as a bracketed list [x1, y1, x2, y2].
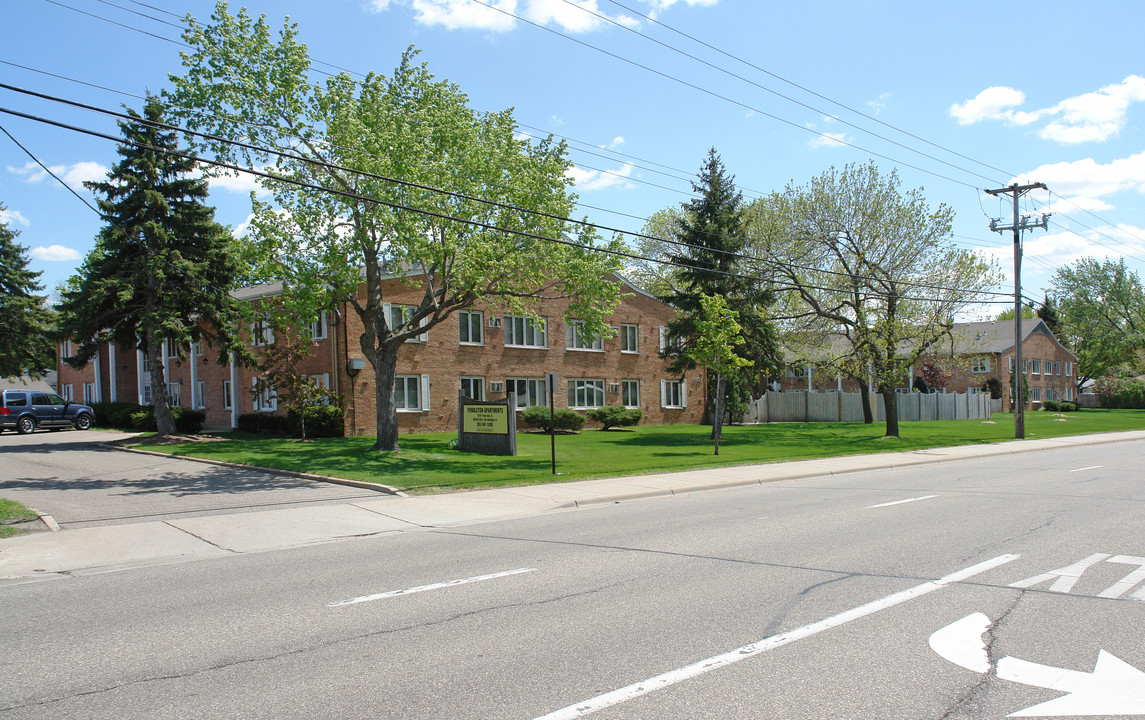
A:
[61, 339, 74, 359]
[658, 326, 683, 353]
[308, 373, 332, 404]
[142, 352, 152, 374]
[461, 376, 485, 401]
[505, 316, 547, 348]
[1031, 387, 1042, 403]
[1065, 387, 1074, 401]
[61, 384, 74, 403]
[970, 356, 990, 373]
[620, 324, 638, 353]
[223, 380, 233, 410]
[567, 320, 603, 351]
[507, 377, 548, 408]
[142, 384, 152, 406]
[1053, 361, 1061, 376]
[252, 377, 277, 412]
[164, 337, 180, 358]
[167, 382, 182, 407]
[459, 310, 483, 345]
[661, 379, 686, 408]
[1044, 387, 1054, 402]
[385, 303, 427, 342]
[395, 375, 430, 411]
[1009, 356, 1015, 372]
[568, 379, 605, 408]
[251, 318, 274, 347]
[195, 381, 205, 410]
[310, 313, 328, 341]
[1065, 361, 1072, 377]
[621, 379, 639, 408]
[83, 382, 96, 404]
[1030, 359, 1042, 375]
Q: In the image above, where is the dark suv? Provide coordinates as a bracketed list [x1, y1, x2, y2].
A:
[0, 389, 95, 434]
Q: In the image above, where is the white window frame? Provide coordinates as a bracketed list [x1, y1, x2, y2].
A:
[1044, 387, 1054, 402]
[505, 316, 547, 348]
[621, 379, 639, 408]
[61, 339, 74, 359]
[620, 324, 638, 354]
[658, 326, 683, 353]
[83, 382, 96, 404]
[223, 380, 233, 410]
[1030, 358, 1042, 375]
[395, 374, 430, 411]
[567, 320, 603, 351]
[252, 377, 277, 412]
[459, 310, 484, 345]
[307, 373, 332, 405]
[310, 313, 328, 341]
[195, 381, 205, 410]
[251, 318, 274, 347]
[1031, 387, 1042, 403]
[1053, 360, 1060, 376]
[507, 377, 548, 408]
[167, 382, 182, 408]
[384, 303, 427, 343]
[142, 384, 152, 406]
[970, 356, 990, 373]
[1065, 361, 1072, 377]
[165, 337, 180, 358]
[568, 379, 605, 409]
[460, 376, 486, 401]
[660, 379, 687, 408]
[61, 384, 74, 403]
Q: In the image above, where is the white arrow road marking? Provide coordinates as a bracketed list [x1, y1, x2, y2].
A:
[867, 495, 938, 509]
[534, 554, 1018, 720]
[1009, 553, 1111, 593]
[929, 613, 1145, 716]
[328, 568, 536, 607]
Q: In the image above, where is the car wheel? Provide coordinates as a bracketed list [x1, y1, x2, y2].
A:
[17, 416, 35, 435]
[74, 414, 92, 431]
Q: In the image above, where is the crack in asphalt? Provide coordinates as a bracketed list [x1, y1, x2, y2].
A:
[0, 581, 623, 713]
[760, 573, 858, 637]
[936, 589, 1025, 720]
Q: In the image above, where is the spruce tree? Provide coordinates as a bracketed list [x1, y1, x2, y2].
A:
[0, 206, 55, 378]
[658, 149, 778, 427]
[58, 98, 244, 436]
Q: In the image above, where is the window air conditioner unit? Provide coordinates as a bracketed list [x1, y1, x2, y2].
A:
[490, 381, 505, 393]
[488, 317, 502, 328]
[608, 383, 620, 394]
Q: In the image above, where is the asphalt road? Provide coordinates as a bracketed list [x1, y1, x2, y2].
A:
[3, 439, 1145, 718]
[0, 429, 388, 527]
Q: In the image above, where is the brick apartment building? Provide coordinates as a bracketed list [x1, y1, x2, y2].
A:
[56, 272, 705, 434]
[776, 318, 1078, 412]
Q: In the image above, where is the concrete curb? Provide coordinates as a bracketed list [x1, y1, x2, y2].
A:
[97, 443, 406, 497]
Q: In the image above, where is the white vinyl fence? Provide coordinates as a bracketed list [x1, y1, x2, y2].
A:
[739, 390, 991, 424]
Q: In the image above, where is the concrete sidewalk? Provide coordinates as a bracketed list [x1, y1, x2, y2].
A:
[3, 430, 1143, 582]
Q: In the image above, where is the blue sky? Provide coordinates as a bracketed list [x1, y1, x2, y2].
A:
[4, 0, 1144, 316]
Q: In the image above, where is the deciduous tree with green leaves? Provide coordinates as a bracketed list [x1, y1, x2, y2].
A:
[0, 206, 55, 379]
[255, 310, 333, 441]
[687, 294, 751, 455]
[167, 3, 623, 452]
[57, 98, 244, 437]
[1049, 257, 1145, 389]
[748, 162, 998, 437]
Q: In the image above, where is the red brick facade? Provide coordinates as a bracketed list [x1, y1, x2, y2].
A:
[56, 274, 705, 434]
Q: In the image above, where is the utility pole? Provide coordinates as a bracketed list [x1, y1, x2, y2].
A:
[985, 182, 1049, 440]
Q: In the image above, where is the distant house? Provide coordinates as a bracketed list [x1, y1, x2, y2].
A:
[776, 318, 1078, 411]
[55, 272, 705, 434]
[0, 375, 55, 395]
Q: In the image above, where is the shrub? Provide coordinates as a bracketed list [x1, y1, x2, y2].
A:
[519, 405, 585, 432]
[90, 401, 143, 429]
[128, 406, 205, 433]
[1042, 400, 1059, 411]
[585, 405, 643, 430]
[237, 413, 261, 434]
[1096, 376, 1145, 409]
[286, 405, 344, 438]
[982, 378, 1003, 400]
[1058, 401, 1079, 412]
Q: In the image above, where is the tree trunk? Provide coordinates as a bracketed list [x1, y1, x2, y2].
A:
[880, 384, 900, 438]
[858, 382, 873, 424]
[712, 371, 725, 455]
[372, 349, 400, 452]
[146, 335, 177, 437]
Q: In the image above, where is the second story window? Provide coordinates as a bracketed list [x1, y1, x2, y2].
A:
[310, 313, 328, 341]
[971, 356, 990, 373]
[251, 318, 274, 347]
[384, 303, 427, 342]
[459, 310, 483, 345]
[620, 324, 638, 353]
[505, 315, 547, 348]
[567, 320, 603, 351]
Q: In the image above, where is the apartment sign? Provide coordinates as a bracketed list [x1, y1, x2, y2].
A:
[463, 404, 509, 435]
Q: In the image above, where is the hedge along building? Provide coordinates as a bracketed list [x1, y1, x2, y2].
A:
[55, 272, 705, 434]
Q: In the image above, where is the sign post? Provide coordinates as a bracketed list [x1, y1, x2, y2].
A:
[545, 372, 558, 474]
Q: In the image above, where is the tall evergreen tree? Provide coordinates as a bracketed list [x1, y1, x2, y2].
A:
[658, 149, 778, 426]
[0, 205, 55, 378]
[57, 98, 244, 436]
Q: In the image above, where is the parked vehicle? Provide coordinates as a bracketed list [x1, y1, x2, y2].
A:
[0, 389, 95, 434]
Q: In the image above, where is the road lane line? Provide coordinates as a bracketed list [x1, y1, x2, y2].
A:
[867, 495, 938, 509]
[1070, 465, 1102, 472]
[329, 568, 537, 607]
[533, 554, 1019, 720]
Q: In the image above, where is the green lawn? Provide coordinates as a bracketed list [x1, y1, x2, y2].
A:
[136, 409, 1145, 494]
[0, 498, 38, 538]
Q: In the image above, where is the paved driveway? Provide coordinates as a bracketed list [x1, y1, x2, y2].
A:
[0, 429, 389, 528]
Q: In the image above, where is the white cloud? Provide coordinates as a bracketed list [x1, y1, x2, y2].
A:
[0, 208, 30, 227]
[807, 130, 847, 149]
[406, 0, 520, 32]
[204, 166, 273, 196]
[524, 0, 608, 33]
[567, 162, 634, 191]
[373, 0, 713, 32]
[8, 160, 107, 192]
[867, 92, 890, 115]
[951, 75, 1145, 144]
[1019, 150, 1145, 199]
[30, 244, 82, 262]
[609, 136, 625, 149]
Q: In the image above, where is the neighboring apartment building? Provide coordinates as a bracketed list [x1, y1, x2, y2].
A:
[55, 273, 705, 434]
[776, 318, 1078, 411]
